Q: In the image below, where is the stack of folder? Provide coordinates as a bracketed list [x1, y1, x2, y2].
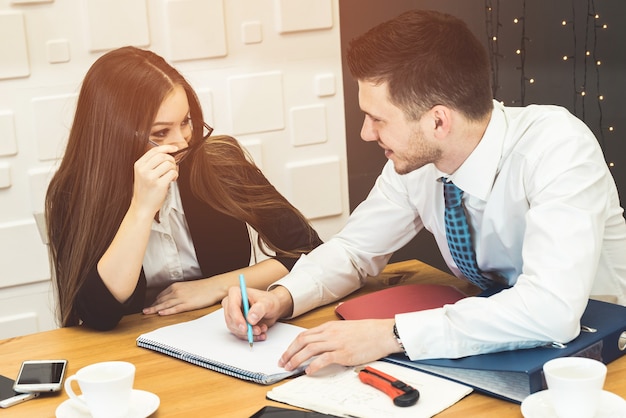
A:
[335, 284, 626, 403]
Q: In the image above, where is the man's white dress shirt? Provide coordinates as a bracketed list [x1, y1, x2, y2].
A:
[272, 101, 626, 360]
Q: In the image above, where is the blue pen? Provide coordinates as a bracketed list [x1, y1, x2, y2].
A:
[239, 274, 254, 349]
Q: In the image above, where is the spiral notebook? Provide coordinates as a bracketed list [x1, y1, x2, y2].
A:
[136, 308, 307, 385]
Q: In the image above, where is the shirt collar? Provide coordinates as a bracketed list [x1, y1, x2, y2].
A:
[443, 100, 506, 201]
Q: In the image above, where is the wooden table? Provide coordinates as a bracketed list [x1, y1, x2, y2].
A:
[1, 260, 624, 417]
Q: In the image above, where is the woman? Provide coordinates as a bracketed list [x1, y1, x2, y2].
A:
[45, 46, 322, 331]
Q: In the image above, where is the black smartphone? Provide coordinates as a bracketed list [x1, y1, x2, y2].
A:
[250, 406, 334, 417]
[13, 360, 68, 393]
[0, 375, 38, 408]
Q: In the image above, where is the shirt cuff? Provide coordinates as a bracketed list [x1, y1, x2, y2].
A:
[268, 254, 325, 318]
[395, 308, 449, 360]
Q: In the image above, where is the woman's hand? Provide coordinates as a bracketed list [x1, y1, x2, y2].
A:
[143, 279, 225, 316]
[144, 261, 292, 317]
[132, 145, 179, 217]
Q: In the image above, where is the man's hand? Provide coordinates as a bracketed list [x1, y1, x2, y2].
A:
[222, 286, 293, 342]
[278, 318, 401, 375]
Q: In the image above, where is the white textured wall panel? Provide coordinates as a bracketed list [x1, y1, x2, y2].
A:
[0, 220, 50, 287]
[29, 167, 56, 244]
[287, 157, 342, 220]
[274, 0, 333, 33]
[0, 111, 17, 156]
[0, 313, 38, 339]
[229, 72, 285, 135]
[83, 0, 150, 51]
[28, 166, 56, 215]
[290, 104, 328, 147]
[241, 21, 263, 44]
[0, 281, 56, 337]
[195, 88, 215, 125]
[165, 0, 227, 61]
[315, 73, 336, 97]
[46, 39, 71, 64]
[10, 0, 53, 4]
[240, 138, 264, 169]
[32, 93, 77, 161]
[0, 11, 30, 79]
[0, 164, 11, 189]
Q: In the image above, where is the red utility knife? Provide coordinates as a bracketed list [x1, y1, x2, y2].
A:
[358, 366, 420, 407]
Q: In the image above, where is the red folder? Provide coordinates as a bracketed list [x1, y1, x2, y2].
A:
[334, 283, 467, 320]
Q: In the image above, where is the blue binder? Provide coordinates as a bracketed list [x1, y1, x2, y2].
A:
[383, 299, 626, 403]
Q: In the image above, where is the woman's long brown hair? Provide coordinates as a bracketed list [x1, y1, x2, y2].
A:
[46, 47, 317, 327]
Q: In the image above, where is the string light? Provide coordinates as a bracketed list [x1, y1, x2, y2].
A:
[563, 4, 613, 169]
[513, 0, 532, 105]
[560, 0, 613, 166]
[484, 0, 502, 99]
[483, 0, 615, 171]
[590, 0, 606, 148]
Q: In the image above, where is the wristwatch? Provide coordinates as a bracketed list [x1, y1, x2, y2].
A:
[393, 323, 406, 354]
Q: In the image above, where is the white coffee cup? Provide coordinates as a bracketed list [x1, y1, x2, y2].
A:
[543, 357, 607, 418]
[64, 361, 135, 418]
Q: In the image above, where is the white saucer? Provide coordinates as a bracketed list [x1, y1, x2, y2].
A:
[55, 389, 160, 418]
[521, 389, 626, 418]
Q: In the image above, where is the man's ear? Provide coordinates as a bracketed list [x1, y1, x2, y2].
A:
[431, 105, 452, 138]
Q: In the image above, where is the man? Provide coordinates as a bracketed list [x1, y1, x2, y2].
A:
[223, 9, 626, 375]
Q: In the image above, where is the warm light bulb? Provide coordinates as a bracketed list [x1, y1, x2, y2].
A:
[581, 91, 586, 96]
[513, 18, 519, 24]
[562, 20, 567, 26]
[563, 56, 569, 61]
[529, 78, 535, 84]
[609, 126, 614, 132]
[602, 24, 608, 29]
[596, 60, 602, 66]
[609, 162, 615, 167]
[599, 95, 604, 100]
[492, 36, 497, 41]
[586, 51, 591, 56]
[516, 49, 521, 55]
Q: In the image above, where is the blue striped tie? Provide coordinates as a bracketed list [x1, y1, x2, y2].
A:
[443, 178, 492, 290]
